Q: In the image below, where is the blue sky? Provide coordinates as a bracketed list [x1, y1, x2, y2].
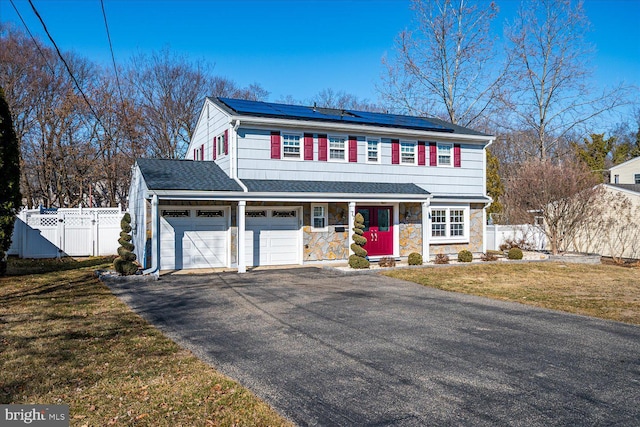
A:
[1, 0, 639, 108]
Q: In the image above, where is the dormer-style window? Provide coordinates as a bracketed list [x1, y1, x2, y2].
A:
[329, 136, 346, 161]
[282, 133, 301, 159]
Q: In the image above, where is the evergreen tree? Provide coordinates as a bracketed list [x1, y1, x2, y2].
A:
[113, 213, 138, 275]
[571, 133, 616, 182]
[349, 212, 369, 269]
[0, 87, 22, 275]
[486, 148, 504, 220]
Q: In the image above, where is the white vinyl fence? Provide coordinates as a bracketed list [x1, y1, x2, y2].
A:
[486, 224, 547, 252]
[8, 206, 125, 258]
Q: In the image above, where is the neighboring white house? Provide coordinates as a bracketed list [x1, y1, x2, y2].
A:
[610, 156, 640, 184]
[128, 97, 494, 273]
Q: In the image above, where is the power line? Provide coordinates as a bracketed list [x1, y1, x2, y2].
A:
[26, 0, 112, 141]
[8, 0, 55, 75]
[100, 0, 127, 114]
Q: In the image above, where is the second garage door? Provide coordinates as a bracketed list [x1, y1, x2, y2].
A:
[245, 207, 301, 267]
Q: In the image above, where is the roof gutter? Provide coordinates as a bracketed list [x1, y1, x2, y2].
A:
[228, 115, 494, 143]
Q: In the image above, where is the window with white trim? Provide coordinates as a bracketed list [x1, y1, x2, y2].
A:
[311, 203, 328, 231]
[216, 133, 225, 157]
[437, 143, 452, 166]
[329, 136, 346, 161]
[401, 142, 416, 164]
[430, 206, 469, 242]
[367, 139, 379, 163]
[282, 133, 301, 159]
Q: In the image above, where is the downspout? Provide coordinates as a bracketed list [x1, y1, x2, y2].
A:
[142, 194, 160, 278]
[231, 119, 248, 192]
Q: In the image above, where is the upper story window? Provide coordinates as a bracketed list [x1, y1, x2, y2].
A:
[329, 136, 346, 161]
[367, 139, 379, 163]
[401, 142, 416, 164]
[216, 133, 226, 157]
[438, 143, 452, 166]
[635, 174, 640, 184]
[282, 133, 301, 159]
[431, 206, 469, 242]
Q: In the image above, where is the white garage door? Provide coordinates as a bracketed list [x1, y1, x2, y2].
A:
[160, 207, 229, 270]
[246, 207, 301, 267]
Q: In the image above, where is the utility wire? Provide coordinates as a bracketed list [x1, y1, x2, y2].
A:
[8, 0, 56, 75]
[27, 0, 112, 141]
[100, 0, 127, 114]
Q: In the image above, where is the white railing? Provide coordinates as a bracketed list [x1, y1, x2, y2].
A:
[8, 206, 125, 258]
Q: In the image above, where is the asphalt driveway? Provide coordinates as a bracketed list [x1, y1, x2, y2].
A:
[105, 268, 640, 426]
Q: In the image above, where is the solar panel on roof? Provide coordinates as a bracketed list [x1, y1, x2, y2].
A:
[218, 97, 455, 132]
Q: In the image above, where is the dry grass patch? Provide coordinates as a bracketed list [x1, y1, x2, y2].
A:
[0, 257, 292, 426]
[384, 262, 640, 325]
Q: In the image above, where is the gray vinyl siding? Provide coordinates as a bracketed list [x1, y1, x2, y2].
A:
[236, 128, 486, 196]
[188, 100, 231, 175]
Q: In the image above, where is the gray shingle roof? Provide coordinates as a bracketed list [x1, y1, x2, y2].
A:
[243, 179, 430, 195]
[136, 159, 243, 192]
[608, 183, 640, 194]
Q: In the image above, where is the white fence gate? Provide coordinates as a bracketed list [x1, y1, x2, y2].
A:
[485, 224, 547, 252]
[8, 207, 125, 258]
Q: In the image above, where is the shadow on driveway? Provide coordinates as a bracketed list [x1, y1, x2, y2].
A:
[105, 268, 640, 426]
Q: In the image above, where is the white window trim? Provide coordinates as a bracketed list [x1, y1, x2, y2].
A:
[366, 138, 380, 164]
[328, 135, 347, 162]
[400, 141, 417, 165]
[216, 133, 226, 157]
[437, 142, 453, 167]
[634, 174, 640, 184]
[281, 132, 303, 160]
[311, 203, 329, 232]
[429, 205, 470, 244]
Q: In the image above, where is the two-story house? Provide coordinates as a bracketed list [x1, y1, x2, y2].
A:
[128, 97, 494, 273]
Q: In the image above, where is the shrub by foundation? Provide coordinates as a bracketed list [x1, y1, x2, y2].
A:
[507, 247, 524, 260]
[349, 212, 369, 269]
[458, 250, 473, 263]
[408, 252, 423, 265]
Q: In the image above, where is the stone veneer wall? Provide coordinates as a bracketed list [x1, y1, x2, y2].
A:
[430, 203, 484, 256]
[303, 203, 350, 262]
[399, 202, 423, 256]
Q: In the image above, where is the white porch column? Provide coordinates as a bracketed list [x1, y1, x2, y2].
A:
[482, 205, 488, 254]
[422, 200, 430, 261]
[237, 201, 246, 273]
[348, 202, 356, 255]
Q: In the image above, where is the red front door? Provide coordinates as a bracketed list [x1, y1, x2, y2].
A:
[356, 206, 393, 257]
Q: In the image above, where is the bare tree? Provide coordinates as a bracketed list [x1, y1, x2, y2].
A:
[378, 0, 505, 127]
[502, 0, 632, 160]
[310, 88, 383, 112]
[502, 159, 602, 255]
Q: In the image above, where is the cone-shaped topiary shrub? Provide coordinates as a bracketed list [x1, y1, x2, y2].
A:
[408, 252, 423, 265]
[507, 247, 523, 260]
[349, 212, 369, 269]
[114, 212, 138, 275]
[458, 250, 473, 262]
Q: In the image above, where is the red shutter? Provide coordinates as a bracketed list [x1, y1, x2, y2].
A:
[418, 141, 426, 166]
[348, 136, 357, 162]
[270, 131, 281, 159]
[429, 142, 437, 166]
[224, 129, 229, 155]
[318, 134, 327, 161]
[304, 133, 314, 160]
[391, 139, 400, 164]
[454, 144, 461, 167]
[200, 144, 204, 161]
[212, 136, 217, 160]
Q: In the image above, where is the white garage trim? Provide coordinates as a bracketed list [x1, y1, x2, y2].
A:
[244, 206, 303, 267]
[159, 206, 231, 270]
